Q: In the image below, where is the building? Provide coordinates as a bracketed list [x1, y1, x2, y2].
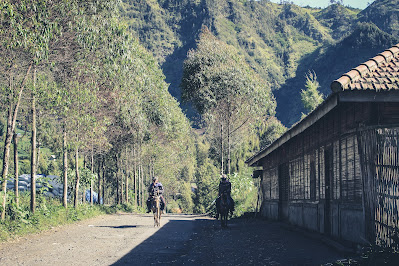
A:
[246, 44, 399, 245]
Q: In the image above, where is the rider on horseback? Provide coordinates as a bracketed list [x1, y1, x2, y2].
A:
[216, 174, 235, 219]
[146, 176, 166, 213]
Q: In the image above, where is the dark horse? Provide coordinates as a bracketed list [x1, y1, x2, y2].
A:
[219, 192, 232, 227]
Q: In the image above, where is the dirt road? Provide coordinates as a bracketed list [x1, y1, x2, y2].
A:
[0, 213, 345, 265]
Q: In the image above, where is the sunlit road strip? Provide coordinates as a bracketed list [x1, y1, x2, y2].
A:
[0, 213, 199, 266]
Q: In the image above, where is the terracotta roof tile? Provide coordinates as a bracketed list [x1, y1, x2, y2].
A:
[331, 44, 399, 93]
[372, 55, 386, 65]
[387, 47, 399, 55]
[362, 60, 377, 71]
[379, 51, 394, 61]
[354, 65, 368, 77]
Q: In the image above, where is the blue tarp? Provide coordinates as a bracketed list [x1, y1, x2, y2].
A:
[85, 189, 103, 204]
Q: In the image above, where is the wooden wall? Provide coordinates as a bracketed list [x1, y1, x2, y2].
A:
[258, 100, 399, 244]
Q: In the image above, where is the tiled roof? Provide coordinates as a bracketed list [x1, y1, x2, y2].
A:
[331, 44, 399, 92]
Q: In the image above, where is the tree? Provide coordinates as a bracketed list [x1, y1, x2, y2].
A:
[301, 71, 323, 115]
[181, 27, 275, 175]
[0, 0, 61, 217]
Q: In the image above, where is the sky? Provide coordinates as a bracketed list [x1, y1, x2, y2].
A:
[269, 0, 371, 9]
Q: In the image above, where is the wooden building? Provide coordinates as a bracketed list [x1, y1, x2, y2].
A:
[247, 44, 399, 245]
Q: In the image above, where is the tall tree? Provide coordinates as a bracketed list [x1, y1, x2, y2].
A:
[0, 0, 61, 218]
[181, 27, 275, 175]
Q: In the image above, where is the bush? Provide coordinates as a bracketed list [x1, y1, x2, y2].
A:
[0, 191, 142, 242]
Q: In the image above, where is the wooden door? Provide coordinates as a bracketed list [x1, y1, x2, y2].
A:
[324, 146, 333, 235]
[278, 163, 289, 221]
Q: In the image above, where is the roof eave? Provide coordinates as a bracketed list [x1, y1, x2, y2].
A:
[246, 93, 338, 167]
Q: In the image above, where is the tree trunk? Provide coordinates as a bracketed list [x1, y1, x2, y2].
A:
[1, 99, 13, 221]
[220, 123, 224, 175]
[125, 172, 129, 204]
[121, 171, 124, 205]
[125, 146, 129, 204]
[133, 147, 137, 206]
[30, 66, 37, 213]
[62, 127, 68, 208]
[1, 63, 32, 220]
[102, 160, 105, 205]
[90, 148, 93, 206]
[138, 162, 141, 207]
[97, 158, 101, 205]
[13, 133, 19, 207]
[140, 164, 145, 207]
[116, 169, 119, 205]
[74, 147, 80, 208]
[227, 115, 231, 176]
[36, 142, 40, 171]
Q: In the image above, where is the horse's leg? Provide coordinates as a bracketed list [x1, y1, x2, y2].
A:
[155, 199, 160, 227]
[158, 208, 161, 226]
[158, 205, 161, 226]
[157, 206, 159, 227]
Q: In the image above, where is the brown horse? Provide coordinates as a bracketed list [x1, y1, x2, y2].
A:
[151, 192, 161, 227]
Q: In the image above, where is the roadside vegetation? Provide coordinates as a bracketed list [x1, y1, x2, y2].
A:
[0, 191, 143, 242]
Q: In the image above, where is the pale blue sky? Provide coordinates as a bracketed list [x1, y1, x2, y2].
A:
[269, 0, 372, 9]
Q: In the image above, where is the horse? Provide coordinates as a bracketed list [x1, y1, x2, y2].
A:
[151, 190, 162, 227]
[219, 192, 231, 228]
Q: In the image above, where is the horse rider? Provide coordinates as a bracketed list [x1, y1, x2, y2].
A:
[146, 176, 166, 213]
[216, 174, 235, 219]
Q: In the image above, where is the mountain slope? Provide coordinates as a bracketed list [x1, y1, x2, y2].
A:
[358, 0, 399, 37]
[120, 0, 398, 127]
[274, 22, 399, 125]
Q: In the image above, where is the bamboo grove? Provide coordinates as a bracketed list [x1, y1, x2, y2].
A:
[0, 0, 196, 218]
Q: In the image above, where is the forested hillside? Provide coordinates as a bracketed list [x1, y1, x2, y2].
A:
[121, 0, 399, 126]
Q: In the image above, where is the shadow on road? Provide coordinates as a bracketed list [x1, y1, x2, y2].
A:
[112, 215, 346, 265]
[95, 225, 138, 229]
[112, 216, 200, 265]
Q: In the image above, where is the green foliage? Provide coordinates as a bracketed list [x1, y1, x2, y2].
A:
[257, 117, 287, 150]
[193, 138, 219, 213]
[314, 3, 358, 39]
[0, 190, 140, 242]
[358, 0, 399, 38]
[121, 0, 399, 128]
[229, 172, 257, 217]
[276, 20, 399, 126]
[301, 71, 323, 114]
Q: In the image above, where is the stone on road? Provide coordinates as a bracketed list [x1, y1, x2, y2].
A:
[0, 214, 344, 265]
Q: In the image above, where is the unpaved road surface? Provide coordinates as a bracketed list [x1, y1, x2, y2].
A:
[0, 213, 345, 265]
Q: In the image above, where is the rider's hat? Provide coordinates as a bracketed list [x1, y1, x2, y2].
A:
[152, 176, 158, 182]
[220, 174, 227, 180]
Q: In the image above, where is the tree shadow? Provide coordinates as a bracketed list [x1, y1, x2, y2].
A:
[95, 225, 138, 229]
[111, 217, 209, 265]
